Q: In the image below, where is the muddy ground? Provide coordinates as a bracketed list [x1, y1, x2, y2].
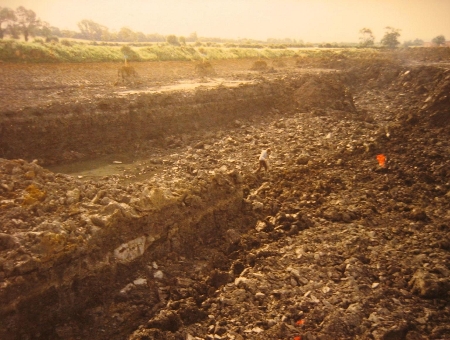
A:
[0, 49, 449, 340]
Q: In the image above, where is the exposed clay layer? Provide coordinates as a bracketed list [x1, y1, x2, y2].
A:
[1, 79, 295, 165]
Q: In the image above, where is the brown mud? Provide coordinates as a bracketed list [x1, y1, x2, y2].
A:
[0, 49, 449, 340]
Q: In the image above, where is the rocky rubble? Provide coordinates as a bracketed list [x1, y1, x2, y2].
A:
[0, 50, 449, 339]
[127, 66, 450, 339]
[0, 155, 251, 339]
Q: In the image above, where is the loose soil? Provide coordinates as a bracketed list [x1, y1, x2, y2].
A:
[0, 49, 449, 340]
[0, 59, 264, 112]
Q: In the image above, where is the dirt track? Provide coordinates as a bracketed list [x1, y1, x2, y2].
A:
[0, 49, 450, 339]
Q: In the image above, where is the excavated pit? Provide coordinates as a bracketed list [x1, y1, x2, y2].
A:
[1, 51, 450, 339]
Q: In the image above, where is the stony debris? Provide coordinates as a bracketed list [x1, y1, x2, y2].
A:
[294, 73, 357, 113]
[0, 50, 449, 339]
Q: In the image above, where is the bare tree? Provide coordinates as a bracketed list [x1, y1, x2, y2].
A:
[359, 28, 375, 47]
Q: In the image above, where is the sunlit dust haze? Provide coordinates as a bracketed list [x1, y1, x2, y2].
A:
[2, 0, 450, 43]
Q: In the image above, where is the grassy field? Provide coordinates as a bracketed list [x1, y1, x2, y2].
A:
[0, 39, 396, 64]
[0, 39, 307, 63]
[2, 39, 447, 64]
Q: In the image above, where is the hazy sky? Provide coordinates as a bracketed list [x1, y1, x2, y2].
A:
[2, 0, 450, 43]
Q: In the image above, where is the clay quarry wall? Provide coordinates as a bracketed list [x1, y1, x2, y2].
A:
[1, 78, 299, 338]
[0, 80, 295, 165]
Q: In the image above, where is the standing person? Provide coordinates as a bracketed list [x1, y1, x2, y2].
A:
[255, 148, 271, 173]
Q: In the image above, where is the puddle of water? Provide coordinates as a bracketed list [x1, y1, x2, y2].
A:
[47, 155, 140, 178]
[47, 152, 167, 185]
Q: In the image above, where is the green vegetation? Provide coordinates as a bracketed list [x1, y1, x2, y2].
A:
[120, 45, 140, 61]
[0, 39, 123, 62]
[403, 38, 424, 47]
[381, 27, 401, 49]
[3, 4, 432, 62]
[166, 34, 180, 46]
[0, 39, 301, 63]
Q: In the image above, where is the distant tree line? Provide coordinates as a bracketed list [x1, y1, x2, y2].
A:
[0, 6, 199, 43]
[403, 38, 425, 47]
[359, 26, 446, 49]
[0, 6, 41, 41]
[0, 6, 446, 47]
[76, 20, 202, 44]
[357, 27, 402, 48]
[0, 5, 311, 46]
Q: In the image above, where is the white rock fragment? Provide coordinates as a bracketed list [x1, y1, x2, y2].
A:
[310, 294, 320, 303]
[244, 327, 264, 333]
[66, 188, 80, 205]
[255, 292, 266, 299]
[255, 221, 267, 232]
[234, 277, 249, 286]
[133, 278, 147, 286]
[154, 270, 164, 280]
[252, 201, 264, 211]
[114, 236, 146, 263]
[120, 283, 135, 294]
[368, 312, 380, 323]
